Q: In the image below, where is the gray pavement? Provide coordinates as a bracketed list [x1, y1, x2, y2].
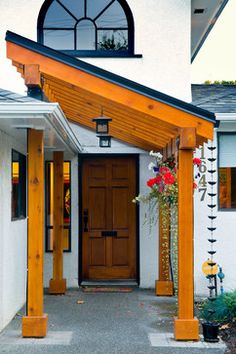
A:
[0, 288, 228, 354]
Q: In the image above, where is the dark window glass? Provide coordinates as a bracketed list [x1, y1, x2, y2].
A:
[87, 0, 112, 19]
[60, 0, 84, 19]
[76, 20, 96, 50]
[97, 29, 128, 50]
[44, 30, 74, 49]
[38, 0, 134, 55]
[12, 150, 26, 220]
[95, 1, 127, 27]
[218, 133, 236, 210]
[219, 167, 236, 209]
[45, 161, 71, 252]
[44, 0, 76, 27]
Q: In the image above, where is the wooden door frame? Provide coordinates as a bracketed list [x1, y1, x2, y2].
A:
[78, 153, 140, 285]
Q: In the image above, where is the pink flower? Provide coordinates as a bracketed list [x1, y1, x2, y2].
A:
[193, 157, 202, 166]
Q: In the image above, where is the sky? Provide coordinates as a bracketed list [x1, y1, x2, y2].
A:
[191, 0, 236, 83]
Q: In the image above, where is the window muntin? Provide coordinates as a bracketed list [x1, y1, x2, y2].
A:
[45, 161, 71, 252]
[12, 150, 26, 220]
[38, 0, 134, 55]
[218, 133, 236, 209]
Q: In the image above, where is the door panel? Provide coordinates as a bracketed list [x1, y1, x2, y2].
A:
[82, 157, 137, 280]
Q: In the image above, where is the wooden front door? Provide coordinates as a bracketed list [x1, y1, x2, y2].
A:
[82, 157, 137, 281]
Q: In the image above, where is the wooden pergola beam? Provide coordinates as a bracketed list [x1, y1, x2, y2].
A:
[7, 41, 214, 141]
[22, 129, 48, 338]
[49, 151, 66, 294]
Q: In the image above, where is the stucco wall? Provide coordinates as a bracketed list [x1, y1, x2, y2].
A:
[194, 131, 236, 296]
[0, 0, 191, 101]
[0, 129, 27, 331]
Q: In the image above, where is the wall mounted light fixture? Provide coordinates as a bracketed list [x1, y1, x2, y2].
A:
[92, 111, 112, 148]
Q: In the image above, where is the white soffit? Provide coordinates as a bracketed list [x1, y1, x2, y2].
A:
[0, 102, 82, 154]
[191, 0, 229, 61]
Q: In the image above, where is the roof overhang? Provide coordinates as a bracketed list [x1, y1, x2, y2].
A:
[0, 101, 82, 155]
[6, 31, 216, 152]
[191, 0, 229, 62]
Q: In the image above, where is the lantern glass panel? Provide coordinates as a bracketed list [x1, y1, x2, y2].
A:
[97, 122, 108, 134]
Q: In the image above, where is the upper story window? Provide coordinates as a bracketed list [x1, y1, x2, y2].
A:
[218, 133, 236, 209]
[37, 0, 135, 57]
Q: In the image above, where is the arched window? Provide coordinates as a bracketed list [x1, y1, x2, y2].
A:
[37, 0, 135, 56]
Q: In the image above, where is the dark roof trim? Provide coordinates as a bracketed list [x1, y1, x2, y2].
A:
[191, 0, 229, 63]
[6, 31, 216, 124]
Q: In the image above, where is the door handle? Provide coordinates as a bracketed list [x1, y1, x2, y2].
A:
[83, 209, 88, 232]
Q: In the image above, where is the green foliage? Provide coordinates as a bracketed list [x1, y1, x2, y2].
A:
[98, 34, 128, 51]
[201, 290, 236, 323]
[223, 291, 236, 316]
[204, 80, 236, 85]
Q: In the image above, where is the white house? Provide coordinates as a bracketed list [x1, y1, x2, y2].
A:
[0, 0, 232, 341]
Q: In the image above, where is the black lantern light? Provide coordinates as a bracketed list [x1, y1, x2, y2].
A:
[92, 112, 112, 148]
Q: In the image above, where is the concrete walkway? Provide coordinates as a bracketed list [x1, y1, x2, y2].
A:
[0, 289, 228, 354]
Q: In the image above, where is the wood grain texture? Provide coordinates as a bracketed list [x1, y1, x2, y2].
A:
[177, 148, 194, 319]
[49, 151, 66, 294]
[82, 157, 137, 280]
[7, 42, 214, 150]
[27, 129, 44, 317]
[22, 314, 48, 338]
[24, 64, 41, 87]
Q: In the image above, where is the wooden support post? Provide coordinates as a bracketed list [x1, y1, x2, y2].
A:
[174, 128, 199, 341]
[48, 151, 66, 294]
[155, 207, 174, 296]
[22, 129, 48, 338]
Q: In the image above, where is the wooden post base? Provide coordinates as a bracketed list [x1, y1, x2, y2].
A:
[174, 317, 199, 341]
[22, 314, 48, 338]
[155, 280, 174, 296]
[48, 278, 66, 294]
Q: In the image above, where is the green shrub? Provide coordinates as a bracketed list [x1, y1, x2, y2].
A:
[201, 290, 236, 323]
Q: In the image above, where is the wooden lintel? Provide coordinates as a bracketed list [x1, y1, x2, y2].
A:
[24, 64, 41, 87]
[179, 128, 196, 150]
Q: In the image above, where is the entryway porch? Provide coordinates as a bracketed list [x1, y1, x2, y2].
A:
[0, 289, 226, 353]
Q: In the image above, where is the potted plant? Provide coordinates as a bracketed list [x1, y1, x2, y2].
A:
[200, 292, 235, 342]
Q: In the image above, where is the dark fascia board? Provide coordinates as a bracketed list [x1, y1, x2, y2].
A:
[6, 31, 216, 125]
[191, 0, 229, 63]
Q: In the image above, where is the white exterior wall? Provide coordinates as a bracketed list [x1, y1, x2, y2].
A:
[194, 128, 236, 296]
[0, 129, 27, 332]
[0, 0, 191, 101]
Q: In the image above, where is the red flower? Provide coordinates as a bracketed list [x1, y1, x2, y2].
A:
[193, 157, 202, 166]
[163, 171, 175, 185]
[147, 178, 157, 188]
[155, 175, 162, 184]
[193, 181, 198, 189]
[159, 166, 169, 174]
